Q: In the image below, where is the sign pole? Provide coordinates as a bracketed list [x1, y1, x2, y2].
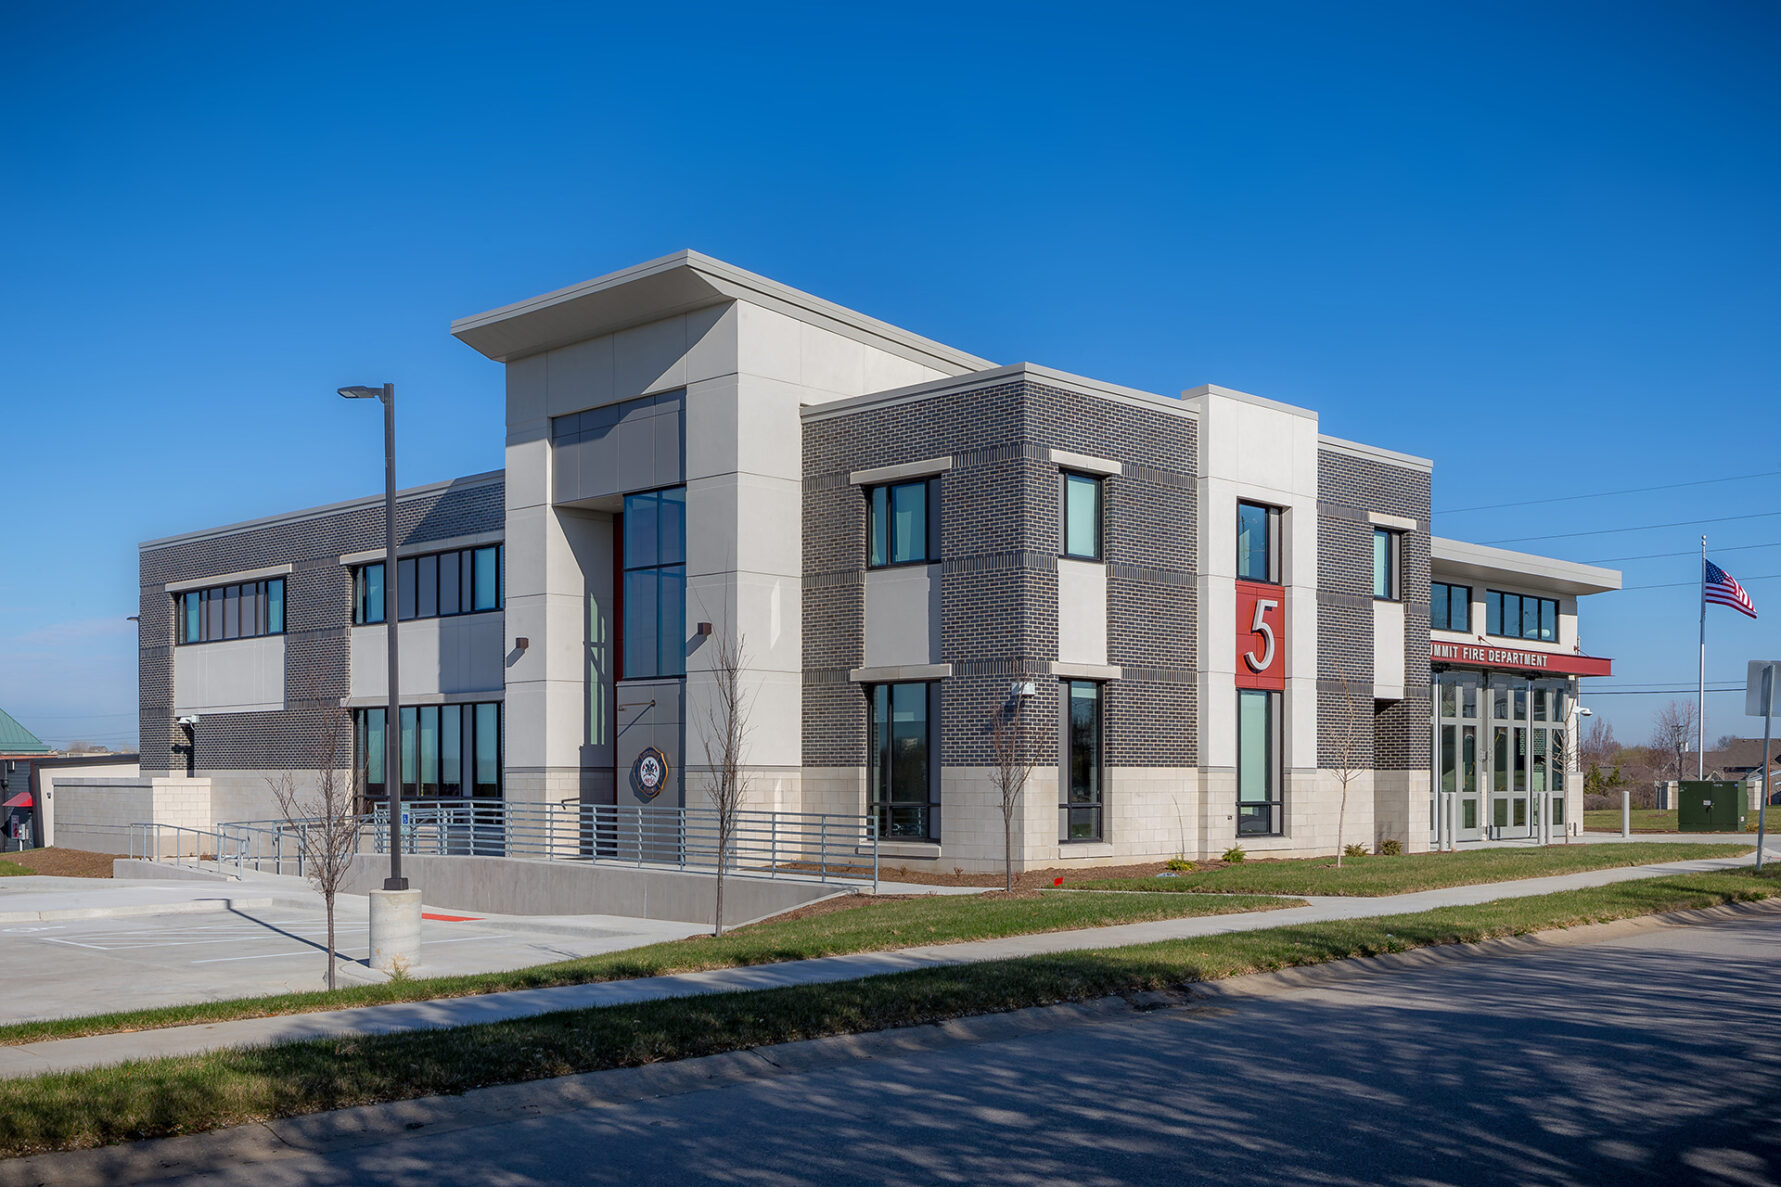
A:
[1698, 536, 1707, 780]
[1759, 665, 1773, 872]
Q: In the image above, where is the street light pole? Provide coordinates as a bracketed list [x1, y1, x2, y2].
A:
[340, 382, 407, 891]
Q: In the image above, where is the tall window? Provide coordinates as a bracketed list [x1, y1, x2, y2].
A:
[1061, 472, 1103, 560]
[1237, 502, 1279, 583]
[869, 682, 937, 839]
[355, 701, 502, 801]
[353, 545, 502, 625]
[1237, 688, 1281, 835]
[1485, 590, 1558, 642]
[1431, 582, 1471, 632]
[869, 478, 938, 567]
[1062, 681, 1103, 841]
[622, 487, 687, 679]
[1373, 528, 1401, 600]
[178, 578, 286, 644]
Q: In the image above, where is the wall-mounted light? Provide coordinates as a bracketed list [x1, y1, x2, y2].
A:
[1010, 681, 1036, 698]
[515, 637, 530, 651]
[697, 622, 714, 636]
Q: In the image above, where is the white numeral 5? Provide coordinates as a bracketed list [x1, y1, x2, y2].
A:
[1245, 599, 1279, 673]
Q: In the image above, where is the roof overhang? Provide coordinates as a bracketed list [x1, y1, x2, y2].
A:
[1431, 537, 1622, 596]
[449, 250, 995, 375]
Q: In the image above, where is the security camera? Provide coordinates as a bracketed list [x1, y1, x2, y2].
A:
[177, 715, 201, 726]
[1010, 682, 1037, 698]
[1577, 707, 1593, 717]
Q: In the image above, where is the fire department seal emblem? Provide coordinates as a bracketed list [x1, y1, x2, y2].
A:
[632, 746, 671, 801]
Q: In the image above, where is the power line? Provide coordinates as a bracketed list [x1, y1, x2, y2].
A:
[1584, 541, 1781, 564]
[1485, 508, 1781, 546]
[1437, 468, 1781, 515]
[1585, 688, 1746, 696]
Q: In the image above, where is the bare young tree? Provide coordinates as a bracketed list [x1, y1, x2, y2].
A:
[699, 625, 753, 938]
[267, 711, 364, 991]
[989, 682, 1040, 892]
[1331, 672, 1365, 867]
[1579, 716, 1618, 774]
[1651, 699, 1699, 784]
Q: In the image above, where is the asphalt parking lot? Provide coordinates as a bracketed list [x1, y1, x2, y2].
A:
[0, 879, 704, 1024]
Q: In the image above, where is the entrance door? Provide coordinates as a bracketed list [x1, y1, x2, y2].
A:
[1489, 677, 1533, 838]
[1433, 674, 1483, 842]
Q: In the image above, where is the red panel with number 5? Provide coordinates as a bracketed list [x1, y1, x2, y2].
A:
[1236, 580, 1285, 691]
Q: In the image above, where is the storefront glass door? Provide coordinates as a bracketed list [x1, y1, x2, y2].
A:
[1433, 673, 1482, 842]
[1489, 677, 1532, 837]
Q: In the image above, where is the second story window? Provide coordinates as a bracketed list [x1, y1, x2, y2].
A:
[1486, 590, 1558, 642]
[1431, 581, 1471, 632]
[1373, 528, 1401, 600]
[354, 545, 503, 625]
[179, 578, 285, 644]
[621, 486, 686, 679]
[1061, 472, 1103, 560]
[869, 478, 937, 567]
[1237, 501, 1280, 583]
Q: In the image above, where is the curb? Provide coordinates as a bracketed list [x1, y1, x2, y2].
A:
[0, 897, 280, 925]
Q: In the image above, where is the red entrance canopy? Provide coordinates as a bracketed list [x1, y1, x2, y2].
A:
[1430, 639, 1613, 678]
[2, 792, 32, 809]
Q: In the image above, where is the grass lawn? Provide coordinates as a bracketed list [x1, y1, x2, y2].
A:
[1067, 841, 1752, 897]
[0, 889, 1294, 1047]
[1582, 808, 1777, 834]
[0, 860, 31, 877]
[1, 866, 1774, 1159]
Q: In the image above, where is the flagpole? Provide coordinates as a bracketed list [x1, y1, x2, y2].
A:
[1698, 535, 1707, 780]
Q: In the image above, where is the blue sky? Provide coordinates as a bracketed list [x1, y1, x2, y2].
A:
[2, 1, 1777, 751]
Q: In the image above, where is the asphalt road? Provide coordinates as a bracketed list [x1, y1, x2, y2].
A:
[76, 910, 1781, 1186]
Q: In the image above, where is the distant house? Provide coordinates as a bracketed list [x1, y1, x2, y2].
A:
[0, 707, 52, 850]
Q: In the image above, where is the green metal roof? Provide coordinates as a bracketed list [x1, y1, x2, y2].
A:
[0, 707, 51, 755]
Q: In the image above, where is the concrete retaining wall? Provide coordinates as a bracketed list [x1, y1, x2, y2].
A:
[47, 777, 212, 855]
[338, 855, 842, 926]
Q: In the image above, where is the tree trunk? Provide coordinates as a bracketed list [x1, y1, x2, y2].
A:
[1004, 811, 1013, 892]
[714, 837, 726, 938]
[1335, 785, 1347, 868]
[325, 893, 336, 992]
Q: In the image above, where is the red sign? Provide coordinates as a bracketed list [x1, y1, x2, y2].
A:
[1236, 581, 1285, 691]
[1430, 639, 1613, 678]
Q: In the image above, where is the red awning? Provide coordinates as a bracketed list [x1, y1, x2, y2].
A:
[2, 793, 32, 809]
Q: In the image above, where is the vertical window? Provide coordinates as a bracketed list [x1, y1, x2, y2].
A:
[439, 551, 461, 616]
[267, 578, 284, 634]
[441, 704, 462, 795]
[621, 487, 687, 679]
[1061, 473, 1103, 561]
[869, 683, 937, 839]
[473, 546, 500, 612]
[1237, 688, 1281, 835]
[1062, 681, 1103, 841]
[474, 703, 501, 796]
[417, 555, 438, 619]
[1237, 502, 1279, 583]
[1485, 590, 1559, 641]
[353, 546, 503, 625]
[868, 478, 937, 567]
[1372, 529, 1400, 600]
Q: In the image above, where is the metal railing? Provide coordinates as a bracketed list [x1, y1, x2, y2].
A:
[128, 819, 374, 878]
[370, 800, 878, 888]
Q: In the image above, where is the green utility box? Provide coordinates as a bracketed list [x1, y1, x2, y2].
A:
[1678, 781, 1747, 832]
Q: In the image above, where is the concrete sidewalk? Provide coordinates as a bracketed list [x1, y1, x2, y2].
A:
[0, 846, 1774, 1081]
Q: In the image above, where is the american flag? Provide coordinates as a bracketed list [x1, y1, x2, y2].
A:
[1705, 560, 1757, 618]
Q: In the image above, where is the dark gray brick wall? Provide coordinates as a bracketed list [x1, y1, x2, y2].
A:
[1315, 448, 1431, 771]
[139, 475, 503, 775]
[802, 378, 1198, 775]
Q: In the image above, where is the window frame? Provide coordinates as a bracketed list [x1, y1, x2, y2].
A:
[619, 485, 687, 680]
[1431, 581, 1471, 633]
[867, 477, 940, 569]
[352, 544, 505, 627]
[1236, 687, 1283, 837]
[176, 577, 288, 645]
[868, 681, 940, 841]
[1372, 527, 1402, 601]
[1236, 501, 1281, 585]
[1059, 471, 1104, 562]
[1061, 680, 1105, 843]
[1484, 589, 1559, 642]
[356, 700, 503, 806]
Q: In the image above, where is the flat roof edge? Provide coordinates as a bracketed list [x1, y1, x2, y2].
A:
[141, 470, 504, 552]
[1317, 433, 1435, 472]
[801, 362, 1193, 422]
[1431, 536, 1623, 593]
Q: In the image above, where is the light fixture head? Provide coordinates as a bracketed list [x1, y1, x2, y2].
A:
[338, 385, 382, 400]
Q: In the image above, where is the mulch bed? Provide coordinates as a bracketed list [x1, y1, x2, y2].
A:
[0, 848, 116, 878]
